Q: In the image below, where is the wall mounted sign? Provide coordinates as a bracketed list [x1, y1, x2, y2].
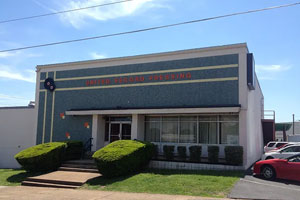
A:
[44, 78, 56, 92]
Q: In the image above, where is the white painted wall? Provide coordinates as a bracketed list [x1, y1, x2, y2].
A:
[0, 107, 37, 168]
[245, 75, 264, 169]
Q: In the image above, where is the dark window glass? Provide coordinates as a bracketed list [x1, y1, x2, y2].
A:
[199, 122, 217, 144]
[145, 122, 160, 142]
[267, 142, 276, 147]
[105, 123, 109, 141]
[275, 142, 288, 147]
[220, 122, 239, 144]
[179, 121, 197, 143]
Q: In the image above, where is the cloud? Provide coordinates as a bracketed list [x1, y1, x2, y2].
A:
[58, 0, 160, 28]
[0, 66, 36, 83]
[0, 93, 30, 101]
[0, 52, 20, 58]
[256, 64, 291, 80]
[90, 52, 107, 59]
[0, 93, 32, 106]
[256, 65, 290, 72]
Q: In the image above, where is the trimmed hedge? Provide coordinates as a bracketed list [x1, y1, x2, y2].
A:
[177, 146, 187, 161]
[92, 140, 154, 178]
[225, 146, 243, 165]
[64, 140, 83, 160]
[208, 146, 219, 163]
[163, 145, 175, 160]
[189, 146, 202, 162]
[15, 142, 66, 172]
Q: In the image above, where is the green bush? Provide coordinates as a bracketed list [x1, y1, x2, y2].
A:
[92, 140, 154, 178]
[15, 142, 66, 172]
[177, 146, 187, 161]
[63, 140, 83, 160]
[189, 146, 202, 162]
[163, 145, 175, 160]
[208, 146, 219, 163]
[225, 146, 243, 165]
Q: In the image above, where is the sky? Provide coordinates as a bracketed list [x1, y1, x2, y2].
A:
[0, 0, 299, 122]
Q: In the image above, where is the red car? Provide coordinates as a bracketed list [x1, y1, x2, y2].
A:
[253, 154, 300, 181]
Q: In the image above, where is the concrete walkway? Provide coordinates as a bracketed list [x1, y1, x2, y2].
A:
[0, 186, 233, 200]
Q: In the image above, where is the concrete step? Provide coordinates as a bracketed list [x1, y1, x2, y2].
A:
[59, 167, 99, 173]
[22, 180, 79, 189]
[26, 177, 83, 186]
[61, 163, 97, 169]
[64, 159, 95, 165]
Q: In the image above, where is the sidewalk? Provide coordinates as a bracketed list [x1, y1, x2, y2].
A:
[0, 186, 232, 200]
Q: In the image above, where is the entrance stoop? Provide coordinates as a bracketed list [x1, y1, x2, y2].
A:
[22, 160, 100, 189]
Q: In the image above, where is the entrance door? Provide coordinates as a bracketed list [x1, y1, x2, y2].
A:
[109, 122, 131, 142]
[110, 123, 121, 142]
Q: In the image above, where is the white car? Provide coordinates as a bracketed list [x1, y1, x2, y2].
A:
[262, 145, 300, 160]
[264, 141, 288, 153]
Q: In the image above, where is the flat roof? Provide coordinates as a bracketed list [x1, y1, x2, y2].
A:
[36, 43, 248, 70]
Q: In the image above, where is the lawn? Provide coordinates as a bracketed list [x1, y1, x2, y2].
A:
[0, 169, 43, 186]
[82, 169, 243, 198]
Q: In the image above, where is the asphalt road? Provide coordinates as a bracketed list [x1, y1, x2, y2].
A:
[229, 173, 300, 200]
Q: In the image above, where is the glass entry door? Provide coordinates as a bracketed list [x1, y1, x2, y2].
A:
[109, 122, 131, 142]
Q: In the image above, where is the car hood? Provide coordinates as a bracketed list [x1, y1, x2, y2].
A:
[256, 159, 286, 165]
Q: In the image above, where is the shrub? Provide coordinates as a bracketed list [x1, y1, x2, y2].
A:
[63, 140, 83, 160]
[92, 140, 154, 178]
[208, 146, 219, 163]
[15, 142, 66, 172]
[177, 146, 187, 161]
[225, 146, 243, 165]
[163, 145, 175, 160]
[189, 146, 202, 162]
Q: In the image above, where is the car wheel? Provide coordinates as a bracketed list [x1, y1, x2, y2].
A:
[266, 156, 274, 160]
[261, 165, 276, 180]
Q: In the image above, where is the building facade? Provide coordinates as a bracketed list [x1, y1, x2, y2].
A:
[35, 43, 264, 169]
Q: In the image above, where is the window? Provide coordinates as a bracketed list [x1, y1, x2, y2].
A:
[161, 117, 178, 143]
[199, 116, 217, 144]
[281, 147, 294, 153]
[275, 142, 288, 148]
[219, 115, 239, 144]
[180, 116, 197, 143]
[267, 142, 276, 147]
[144, 114, 239, 145]
[145, 116, 160, 142]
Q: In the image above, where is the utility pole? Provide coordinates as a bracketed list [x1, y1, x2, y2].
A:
[293, 114, 295, 135]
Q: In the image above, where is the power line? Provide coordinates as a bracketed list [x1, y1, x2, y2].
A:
[0, 0, 136, 24]
[0, 2, 299, 53]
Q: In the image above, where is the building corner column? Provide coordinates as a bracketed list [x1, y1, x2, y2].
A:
[91, 114, 98, 151]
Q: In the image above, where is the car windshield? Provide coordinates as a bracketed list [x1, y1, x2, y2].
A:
[281, 146, 300, 153]
[267, 142, 275, 147]
[289, 156, 300, 162]
[275, 142, 287, 147]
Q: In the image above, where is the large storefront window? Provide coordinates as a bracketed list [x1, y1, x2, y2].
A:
[161, 117, 178, 143]
[220, 115, 239, 144]
[180, 116, 197, 143]
[145, 114, 239, 144]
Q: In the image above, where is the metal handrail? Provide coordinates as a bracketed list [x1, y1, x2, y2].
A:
[81, 137, 93, 159]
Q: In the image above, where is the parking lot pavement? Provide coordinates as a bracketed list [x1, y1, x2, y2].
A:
[229, 174, 300, 200]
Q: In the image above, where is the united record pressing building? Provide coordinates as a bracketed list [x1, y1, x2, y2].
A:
[35, 43, 264, 169]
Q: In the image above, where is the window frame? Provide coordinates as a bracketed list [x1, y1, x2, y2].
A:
[144, 114, 239, 145]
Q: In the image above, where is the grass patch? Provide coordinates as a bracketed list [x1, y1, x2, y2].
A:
[0, 169, 43, 186]
[81, 169, 243, 198]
